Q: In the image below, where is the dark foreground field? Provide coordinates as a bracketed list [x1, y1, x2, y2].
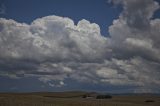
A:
[0, 91, 160, 106]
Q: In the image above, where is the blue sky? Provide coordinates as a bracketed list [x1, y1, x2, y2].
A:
[0, 0, 160, 93]
[0, 0, 122, 36]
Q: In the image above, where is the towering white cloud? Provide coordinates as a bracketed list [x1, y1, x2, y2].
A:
[107, 0, 160, 92]
[0, 16, 109, 87]
[0, 0, 160, 93]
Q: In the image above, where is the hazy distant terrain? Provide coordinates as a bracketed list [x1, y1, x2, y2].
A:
[0, 91, 159, 106]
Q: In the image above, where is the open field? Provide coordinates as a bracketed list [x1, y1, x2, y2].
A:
[0, 91, 160, 106]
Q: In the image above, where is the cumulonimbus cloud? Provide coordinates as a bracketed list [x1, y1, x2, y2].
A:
[0, 0, 160, 93]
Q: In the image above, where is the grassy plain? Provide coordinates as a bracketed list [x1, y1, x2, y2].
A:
[0, 91, 159, 106]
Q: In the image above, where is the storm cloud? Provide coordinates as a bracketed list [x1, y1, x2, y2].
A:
[0, 0, 160, 93]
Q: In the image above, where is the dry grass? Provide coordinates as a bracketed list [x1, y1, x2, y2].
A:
[0, 92, 159, 106]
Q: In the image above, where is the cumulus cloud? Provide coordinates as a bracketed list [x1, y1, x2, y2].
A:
[0, 0, 160, 93]
[109, 0, 159, 29]
[0, 16, 109, 87]
[108, 0, 160, 92]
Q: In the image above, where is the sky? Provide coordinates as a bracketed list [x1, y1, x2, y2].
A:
[0, 0, 122, 36]
[0, 0, 160, 93]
